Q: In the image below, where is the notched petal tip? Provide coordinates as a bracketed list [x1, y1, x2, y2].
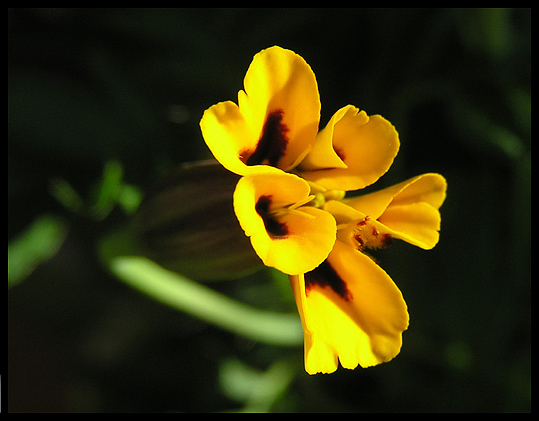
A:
[291, 241, 409, 374]
[300, 107, 400, 191]
[240, 46, 321, 172]
[199, 101, 253, 176]
[392, 173, 447, 210]
[200, 46, 322, 176]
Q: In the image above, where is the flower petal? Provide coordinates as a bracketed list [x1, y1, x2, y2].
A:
[297, 106, 349, 171]
[200, 46, 320, 176]
[377, 202, 441, 249]
[343, 173, 447, 249]
[290, 240, 409, 374]
[300, 105, 399, 191]
[233, 171, 336, 275]
[199, 100, 254, 176]
[343, 173, 447, 219]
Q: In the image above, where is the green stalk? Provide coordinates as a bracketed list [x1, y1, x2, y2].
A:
[106, 251, 303, 347]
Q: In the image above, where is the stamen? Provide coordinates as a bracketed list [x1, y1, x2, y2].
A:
[270, 195, 317, 220]
[349, 215, 394, 250]
[288, 195, 316, 211]
[282, 208, 317, 219]
[305, 180, 327, 194]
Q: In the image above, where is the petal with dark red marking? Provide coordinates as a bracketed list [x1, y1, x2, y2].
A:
[233, 171, 336, 275]
[200, 46, 320, 176]
[290, 240, 409, 374]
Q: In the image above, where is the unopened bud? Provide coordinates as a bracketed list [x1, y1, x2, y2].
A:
[136, 161, 263, 280]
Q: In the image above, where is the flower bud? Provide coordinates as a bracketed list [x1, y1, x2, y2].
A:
[136, 160, 263, 280]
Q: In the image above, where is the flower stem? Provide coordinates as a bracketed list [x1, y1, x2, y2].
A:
[109, 256, 303, 346]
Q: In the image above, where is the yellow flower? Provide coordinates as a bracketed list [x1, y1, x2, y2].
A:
[199, 46, 447, 374]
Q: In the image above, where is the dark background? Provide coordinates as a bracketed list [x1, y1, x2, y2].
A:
[8, 8, 530, 412]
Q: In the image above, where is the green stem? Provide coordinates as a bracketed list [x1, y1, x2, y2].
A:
[106, 251, 303, 347]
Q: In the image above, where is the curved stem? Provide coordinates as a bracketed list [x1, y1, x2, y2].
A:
[108, 255, 303, 347]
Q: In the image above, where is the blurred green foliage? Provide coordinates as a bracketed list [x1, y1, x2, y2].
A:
[8, 8, 530, 412]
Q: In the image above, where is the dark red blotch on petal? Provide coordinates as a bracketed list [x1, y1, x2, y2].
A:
[305, 260, 353, 301]
[255, 195, 288, 239]
[241, 109, 289, 167]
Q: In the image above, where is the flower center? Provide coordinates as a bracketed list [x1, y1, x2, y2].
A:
[354, 216, 394, 250]
[339, 216, 393, 251]
[308, 189, 346, 208]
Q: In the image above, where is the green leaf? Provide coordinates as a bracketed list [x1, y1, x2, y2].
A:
[8, 215, 68, 288]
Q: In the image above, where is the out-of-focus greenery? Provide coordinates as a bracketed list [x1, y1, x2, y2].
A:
[8, 8, 530, 412]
